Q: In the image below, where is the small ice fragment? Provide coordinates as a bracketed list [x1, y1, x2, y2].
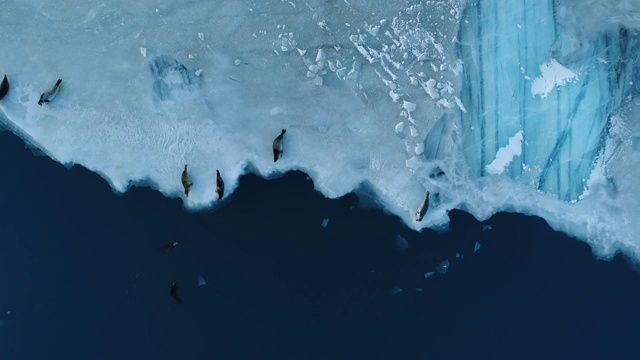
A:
[395, 235, 409, 251]
[198, 32, 204, 41]
[321, 218, 329, 228]
[436, 259, 450, 275]
[195, 69, 203, 76]
[140, 47, 146, 57]
[390, 287, 403, 296]
[424, 271, 435, 279]
[474, 242, 481, 253]
[403, 101, 416, 113]
[234, 59, 242, 65]
[482, 225, 493, 231]
[416, 288, 423, 292]
[395, 122, 405, 133]
[5, 311, 10, 315]
[455, 253, 461, 258]
[198, 276, 206, 287]
[0, 319, 4, 327]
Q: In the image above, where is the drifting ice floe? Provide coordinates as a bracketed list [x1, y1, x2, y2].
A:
[436, 259, 450, 275]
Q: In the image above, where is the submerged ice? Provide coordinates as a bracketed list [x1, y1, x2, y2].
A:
[0, 0, 639, 260]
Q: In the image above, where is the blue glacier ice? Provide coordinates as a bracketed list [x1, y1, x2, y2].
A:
[0, 0, 639, 260]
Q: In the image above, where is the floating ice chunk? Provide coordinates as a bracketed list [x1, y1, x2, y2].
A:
[482, 225, 493, 231]
[198, 275, 206, 287]
[455, 252, 461, 258]
[474, 242, 481, 253]
[195, 69, 203, 76]
[531, 58, 579, 99]
[424, 271, 435, 279]
[416, 288, 423, 292]
[402, 101, 416, 113]
[5, 311, 10, 315]
[424, 78, 439, 99]
[140, 47, 146, 57]
[390, 287, 403, 296]
[436, 259, 450, 275]
[198, 32, 204, 41]
[394, 234, 409, 251]
[485, 130, 523, 175]
[321, 218, 329, 228]
[395, 122, 405, 134]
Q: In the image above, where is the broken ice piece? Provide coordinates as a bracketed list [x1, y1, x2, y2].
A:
[321, 218, 329, 228]
[198, 275, 206, 287]
[474, 242, 481, 253]
[436, 259, 450, 275]
[395, 235, 409, 251]
[424, 271, 435, 279]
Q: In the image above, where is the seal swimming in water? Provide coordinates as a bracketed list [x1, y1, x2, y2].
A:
[38, 79, 62, 106]
[170, 282, 182, 304]
[273, 129, 286, 162]
[215, 169, 224, 200]
[181, 164, 193, 197]
[0, 75, 9, 100]
[415, 191, 430, 222]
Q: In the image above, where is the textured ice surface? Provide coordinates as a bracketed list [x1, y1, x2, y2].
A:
[0, 0, 639, 260]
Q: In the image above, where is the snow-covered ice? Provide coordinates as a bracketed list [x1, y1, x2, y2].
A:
[0, 0, 639, 260]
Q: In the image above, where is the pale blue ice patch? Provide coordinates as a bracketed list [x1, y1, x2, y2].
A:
[436, 260, 450, 275]
[424, 271, 435, 279]
[321, 218, 329, 228]
[198, 275, 206, 287]
[395, 235, 409, 251]
[474, 242, 481, 253]
[391, 287, 403, 296]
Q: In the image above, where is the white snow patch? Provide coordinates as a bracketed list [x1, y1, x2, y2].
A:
[531, 58, 579, 99]
[485, 130, 524, 175]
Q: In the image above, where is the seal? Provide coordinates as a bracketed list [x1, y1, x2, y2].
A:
[415, 191, 430, 222]
[170, 282, 183, 304]
[38, 79, 62, 106]
[0, 75, 9, 101]
[216, 169, 224, 200]
[181, 164, 193, 197]
[272, 129, 286, 162]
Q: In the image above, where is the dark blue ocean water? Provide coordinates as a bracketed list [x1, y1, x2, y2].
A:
[0, 129, 639, 360]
